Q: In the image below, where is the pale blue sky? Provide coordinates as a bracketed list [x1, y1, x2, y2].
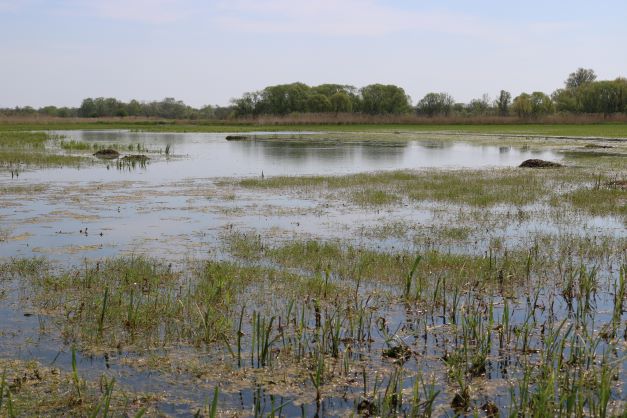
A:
[1, 0, 625, 107]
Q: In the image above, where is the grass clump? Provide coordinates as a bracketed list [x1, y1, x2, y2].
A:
[0, 184, 47, 194]
[0, 358, 157, 416]
[225, 233, 528, 291]
[352, 189, 399, 206]
[0, 150, 86, 168]
[26, 257, 249, 349]
[58, 139, 92, 151]
[0, 257, 51, 279]
[239, 169, 575, 207]
[0, 131, 48, 148]
[563, 185, 627, 218]
[0, 131, 86, 168]
[239, 168, 627, 221]
[18, 257, 332, 351]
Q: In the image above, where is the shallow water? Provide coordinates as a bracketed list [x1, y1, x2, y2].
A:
[0, 130, 573, 263]
[9, 130, 560, 182]
[0, 131, 625, 416]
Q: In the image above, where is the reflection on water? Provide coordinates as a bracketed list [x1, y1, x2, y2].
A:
[8, 130, 561, 183]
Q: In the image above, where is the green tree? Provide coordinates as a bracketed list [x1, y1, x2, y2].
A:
[127, 99, 142, 116]
[306, 94, 332, 112]
[530, 92, 554, 115]
[154, 97, 189, 119]
[232, 92, 261, 116]
[78, 98, 96, 117]
[551, 89, 578, 112]
[39, 106, 59, 117]
[360, 84, 412, 114]
[311, 84, 356, 97]
[511, 93, 533, 118]
[260, 83, 310, 114]
[579, 79, 627, 115]
[512, 92, 553, 117]
[467, 94, 491, 116]
[416, 92, 454, 116]
[329, 92, 353, 113]
[314, 84, 360, 112]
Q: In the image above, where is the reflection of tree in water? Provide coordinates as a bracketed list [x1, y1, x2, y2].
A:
[359, 142, 407, 163]
[416, 141, 454, 150]
[236, 140, 409, 164]
[73, 131, 196, 148]
[238, 141, 348, 162]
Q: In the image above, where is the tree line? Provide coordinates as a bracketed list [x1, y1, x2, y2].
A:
[1, 68, 625, 119]
[0, 97, 232, 120]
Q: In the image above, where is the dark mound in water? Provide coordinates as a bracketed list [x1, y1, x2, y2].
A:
[122, 154, 150, 162]
[608, 180, 627, 190]
[519, 159, 562, 168]
[93, 149, 120, 159]
[225, 135, 251, 141]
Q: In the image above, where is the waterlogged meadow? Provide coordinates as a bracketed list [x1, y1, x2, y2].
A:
[0, 128, 626, 416]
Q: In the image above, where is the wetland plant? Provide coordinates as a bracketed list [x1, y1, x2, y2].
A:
[404, 254, 422, 298]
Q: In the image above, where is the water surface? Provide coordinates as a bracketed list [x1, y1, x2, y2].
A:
[11, 130, 560, 182]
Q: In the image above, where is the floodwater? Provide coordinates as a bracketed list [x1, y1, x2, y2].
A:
[13, 130, 559, 182]
[0, 131, 625, 416]
[0, 130, 580, 262]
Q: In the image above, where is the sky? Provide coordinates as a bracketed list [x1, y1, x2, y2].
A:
[1, 0, 626, 108]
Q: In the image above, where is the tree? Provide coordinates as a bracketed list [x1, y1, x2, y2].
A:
[154, 97, 189, 119]
[127, 99, 142, 116]
[306, 94, 332, 113]
[416, 92, 454, 116]
[551, 89, 578, 112]
[495, 90, 511, 116]
[512, 92, 553, 118]
[314, 84, 360, 112]
[566, 68, 597, 89]
[259, 83, 310, 115]
[578, 79, 627, 115]
[197, 105, 216, 119]
[530, 92, 554, 115]
[467, 94, 491, 116]
[311, 84, 357, 97]
[232, 92, 261, 116]
[360, 84, 412, 114]
[78, 98, 96, 117]
[511, 93, 532, 118]
[39, 106, 59, 117]
[329, 92, 353, 113]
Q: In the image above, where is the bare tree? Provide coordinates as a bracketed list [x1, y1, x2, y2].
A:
[494, 90, 511, 116]
[566, 68, 597, 89]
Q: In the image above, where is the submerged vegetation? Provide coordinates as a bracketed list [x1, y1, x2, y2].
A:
[238, 167, 627, 219]
[2, 230, 625, 415]
[0, 126, 625, 416]
[0, 131, 86, 169]
[0, 130, 164, 173]
[0, 357, 157, 416]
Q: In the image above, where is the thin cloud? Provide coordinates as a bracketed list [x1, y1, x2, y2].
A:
[0, 0, 36, 12]
[63, 0, 194, 23]
[214, 0, 492, 37]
